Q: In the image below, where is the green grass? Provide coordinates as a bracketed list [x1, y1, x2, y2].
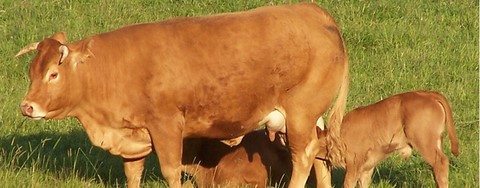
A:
[0, 0, 478, 187]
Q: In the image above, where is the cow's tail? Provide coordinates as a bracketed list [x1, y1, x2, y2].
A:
[434, 92, 460, 157]
[325, 55, 349, 168]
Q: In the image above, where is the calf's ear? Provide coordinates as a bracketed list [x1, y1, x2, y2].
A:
[51, 32, 67, 44]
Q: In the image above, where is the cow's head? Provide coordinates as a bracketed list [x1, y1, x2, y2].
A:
[16, 32, 92, 120]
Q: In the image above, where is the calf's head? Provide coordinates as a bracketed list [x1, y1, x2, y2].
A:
[16, 32, 90, 120]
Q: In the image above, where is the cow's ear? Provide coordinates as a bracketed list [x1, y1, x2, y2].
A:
[64, 38, 95, 66]
[59, 45, 69, 65]
[51, 32, 67, 44]
[78, 38, 95, 61]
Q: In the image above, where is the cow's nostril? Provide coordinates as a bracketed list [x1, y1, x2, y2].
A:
[20, 102, 34, 116]
[26, 105, 33, 114]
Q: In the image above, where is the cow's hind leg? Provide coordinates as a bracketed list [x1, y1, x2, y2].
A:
[284, 111, 321, 187]
[281, 53, 344, 187]
[283, 85, 341, 186]
[313, 159, 331, 188]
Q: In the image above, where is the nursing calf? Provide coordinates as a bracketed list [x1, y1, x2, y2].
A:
[182, 129, 291, 187]
[340, 91, 459, 188]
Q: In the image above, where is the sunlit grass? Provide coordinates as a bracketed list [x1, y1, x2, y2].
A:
[0, 0, 477, 187]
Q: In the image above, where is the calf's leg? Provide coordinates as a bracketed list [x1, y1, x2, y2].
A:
[414, 138, 450, 188]
[358, 168, 374, 188]
[407, 116, 450, 188]
[357, 150, 385, 188]
[343, 161, 360, 188]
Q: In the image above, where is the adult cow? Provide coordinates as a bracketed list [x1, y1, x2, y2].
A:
[16, 3, 348, 187]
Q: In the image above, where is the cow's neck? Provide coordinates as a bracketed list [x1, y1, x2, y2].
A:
[65, 46, 156, 159]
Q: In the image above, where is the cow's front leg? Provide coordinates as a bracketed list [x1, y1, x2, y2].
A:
[124, 157, 146, 188]
[148, 115, 184, 188]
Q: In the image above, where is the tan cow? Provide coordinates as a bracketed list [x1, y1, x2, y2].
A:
[16, 3, 349, 187]
[335, 91, 459, 188]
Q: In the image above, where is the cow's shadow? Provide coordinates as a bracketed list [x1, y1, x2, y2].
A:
[0, 127, 319, 187]
[0, 127, 291, 187]
[0, 127, 428, 187]
[0, 128, 163, 187]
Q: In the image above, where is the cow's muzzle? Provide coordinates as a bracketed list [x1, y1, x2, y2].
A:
[20, 101, 46, 120]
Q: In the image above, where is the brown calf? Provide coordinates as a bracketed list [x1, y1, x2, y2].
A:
[339, 91, 459, 188]
[182, 129, 291, 187]
[182, 129, 332, 188]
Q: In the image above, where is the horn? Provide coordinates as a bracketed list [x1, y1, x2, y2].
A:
[59, 45, 69, 64]
[15, 42, 39, 58]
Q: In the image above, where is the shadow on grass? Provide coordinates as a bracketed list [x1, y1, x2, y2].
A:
[0, 128, 292, 187]
[0, 129, 434, 187]
[0, 129, 163, 187]
[330, 162, 426, 187]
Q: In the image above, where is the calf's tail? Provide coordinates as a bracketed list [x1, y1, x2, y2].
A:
[434, 92, 460, 157]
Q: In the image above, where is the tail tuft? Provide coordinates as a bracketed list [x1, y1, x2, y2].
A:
[325, 60, 349, 168]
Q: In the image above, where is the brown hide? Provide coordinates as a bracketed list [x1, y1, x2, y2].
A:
[182, 129, 292, 187]
[17, 3, 349, 187]
[338, 91, 459, 188]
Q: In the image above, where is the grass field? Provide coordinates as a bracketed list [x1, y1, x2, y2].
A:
[0, 0, 478, 187]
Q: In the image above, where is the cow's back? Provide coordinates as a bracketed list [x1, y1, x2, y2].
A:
[75, 2, 345, 138]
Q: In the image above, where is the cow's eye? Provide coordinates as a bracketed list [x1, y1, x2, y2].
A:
[49, 72, 59, 80]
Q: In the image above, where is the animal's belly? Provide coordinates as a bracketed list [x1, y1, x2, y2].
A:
[184, 106, 288, 139]
[184, 113, 263, 139]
